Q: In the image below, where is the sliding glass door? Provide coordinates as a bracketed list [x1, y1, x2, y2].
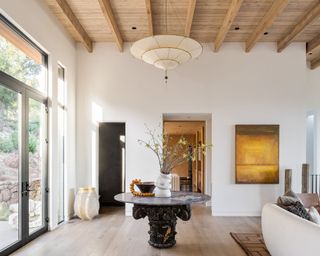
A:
[0, 72, 48, 255]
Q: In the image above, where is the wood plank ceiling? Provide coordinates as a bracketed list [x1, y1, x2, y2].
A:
[46, 0, 320, 69]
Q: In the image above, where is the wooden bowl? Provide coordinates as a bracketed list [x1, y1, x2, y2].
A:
[136, 182, 155, 193]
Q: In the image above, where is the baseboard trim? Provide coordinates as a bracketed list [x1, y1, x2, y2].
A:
[66, 214, 75, 221]
[125, 203, 133, 217]
[125, 210, 132, 217]
[212, 211, 261, 217]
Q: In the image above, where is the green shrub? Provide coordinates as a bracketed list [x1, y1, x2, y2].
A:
[0, 136, 15, 153]
[28, 121, 39, 133]
[28, 134, 37, 153]
[10, 130, 18, 151]
[0, 132, 38, 153]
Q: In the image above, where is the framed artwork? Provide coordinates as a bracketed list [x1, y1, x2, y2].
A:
[235, 125, 279, 184]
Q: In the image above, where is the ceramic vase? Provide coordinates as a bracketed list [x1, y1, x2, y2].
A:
[74, 187, 99, 220]
[154, 173, 172, 197]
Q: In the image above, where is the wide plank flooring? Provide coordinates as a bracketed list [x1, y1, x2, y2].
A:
[11, 205, 261, 256]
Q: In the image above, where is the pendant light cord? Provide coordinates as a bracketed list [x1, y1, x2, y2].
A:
[165, 0, 168, 34]
[165, 70, 168, 84]
[164, 0, 168, 85]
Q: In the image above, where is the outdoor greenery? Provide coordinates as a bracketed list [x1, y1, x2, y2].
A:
[0, 129, 17, 153]
[0, 37, 42, 89]
[0, 36, 42, 154]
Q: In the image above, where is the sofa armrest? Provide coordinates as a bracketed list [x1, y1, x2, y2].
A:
[262, 203, 320, 256]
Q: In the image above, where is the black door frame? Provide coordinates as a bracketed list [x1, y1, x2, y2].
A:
[0, 71, 49, 256]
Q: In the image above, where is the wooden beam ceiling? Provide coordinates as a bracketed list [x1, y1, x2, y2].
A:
[307, 34, 320, 55]
[54, 0, 92, 52]
[184, 0, 197, 37]
[245, 0, 288, 53]
[277, 2, 320, 53]
[145, 0, 153, 36]
[45, 0, 320, 70]
[214, 0, 243, 52]
[98, 0, 123, 52]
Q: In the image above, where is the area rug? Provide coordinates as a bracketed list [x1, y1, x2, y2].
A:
[230, 233, 270, 256]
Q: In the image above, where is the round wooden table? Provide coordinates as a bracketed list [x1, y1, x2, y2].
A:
[114, 191, 211, 248]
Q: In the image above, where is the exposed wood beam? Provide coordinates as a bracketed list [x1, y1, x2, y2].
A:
[307, 34, 320, 55]
[277, 2, 320, 52]
[214, 0, 243, 52]
[145, 0, 153, 36]
[54, 0, 92, 52]
[310, 55, 320, 70]
[184, 0, 197, 37]
[246, 0, 288, 52]
[98, 0, 123, 52]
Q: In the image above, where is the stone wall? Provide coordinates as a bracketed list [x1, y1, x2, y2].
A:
[0, 179, 41, 204]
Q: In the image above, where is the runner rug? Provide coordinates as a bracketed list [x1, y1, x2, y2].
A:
[230, 233, 271, 256]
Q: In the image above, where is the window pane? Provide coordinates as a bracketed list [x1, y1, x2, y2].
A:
[58, 65, 65, 105]
[57, 65, 65, 223]
[0, 84, 21, 250]
[28, 98, 46, 234]
[57, 106, 64, 224]
[0, 19, 46, 93]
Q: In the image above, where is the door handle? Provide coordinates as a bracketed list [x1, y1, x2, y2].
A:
[26, 182, 36, 192]
[21, 182, 27, 196]
[21, 182, 36, 196]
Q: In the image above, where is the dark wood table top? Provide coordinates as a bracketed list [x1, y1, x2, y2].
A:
[114, 191, 211, 206]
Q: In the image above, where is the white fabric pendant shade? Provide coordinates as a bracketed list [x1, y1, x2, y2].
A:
[130, 35, 202, 70]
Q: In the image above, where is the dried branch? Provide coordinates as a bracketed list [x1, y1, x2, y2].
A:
[138, 124, 212, 174]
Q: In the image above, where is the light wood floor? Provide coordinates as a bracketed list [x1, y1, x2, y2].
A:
[11, 205, 261, 256]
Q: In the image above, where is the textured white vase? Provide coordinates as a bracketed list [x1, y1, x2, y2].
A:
[155, 173, 172, 197]
[74, 187, 99, 220]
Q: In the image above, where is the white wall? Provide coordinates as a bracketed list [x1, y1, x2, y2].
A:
[1, 0, 77, 229]
[77, 42, 308, 216]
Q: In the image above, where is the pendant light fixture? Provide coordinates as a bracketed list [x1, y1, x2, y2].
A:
[130, 0, 202, 83]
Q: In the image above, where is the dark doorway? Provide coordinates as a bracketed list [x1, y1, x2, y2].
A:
[99, 123, 125, 206]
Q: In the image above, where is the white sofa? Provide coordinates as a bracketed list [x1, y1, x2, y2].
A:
[262, 203, 320, 256]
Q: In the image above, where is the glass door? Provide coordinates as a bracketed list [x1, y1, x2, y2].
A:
[0, 83, 22, 252]
[0, 14, 48, 254]
[0, 72, 48, 255]
[27, 96, 47, 236]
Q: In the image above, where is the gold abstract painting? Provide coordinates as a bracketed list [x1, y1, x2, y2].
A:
[235, 125, 279, 184]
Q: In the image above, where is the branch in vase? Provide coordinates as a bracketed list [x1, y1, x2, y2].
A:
[138, 139, 163, 170]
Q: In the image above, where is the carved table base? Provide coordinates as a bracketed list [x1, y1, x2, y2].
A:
[132, 204, 191, 248]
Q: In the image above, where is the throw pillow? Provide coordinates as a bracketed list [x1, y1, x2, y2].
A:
[309, 206, 320, 224]
[284, 190, 300, 201]
[314, 205, 320, 214]
[277, 195, 300, 207]
[280, 201, 312, 221]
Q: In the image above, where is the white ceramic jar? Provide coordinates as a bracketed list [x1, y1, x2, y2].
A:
[154, 173, 172, 197]
[74, 187, 99, 220]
